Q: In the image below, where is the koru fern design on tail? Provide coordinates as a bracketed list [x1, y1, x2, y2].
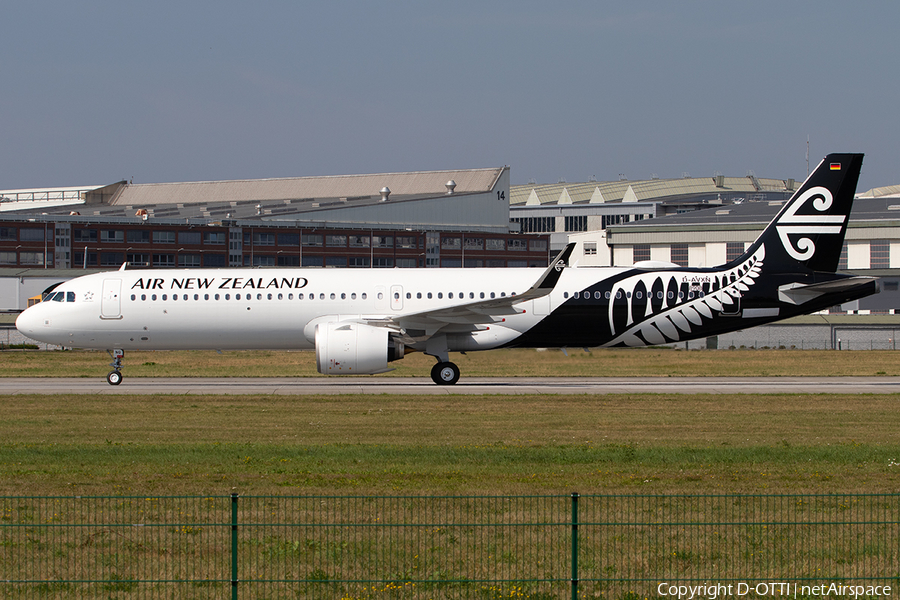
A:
[604, 246, 765, 347]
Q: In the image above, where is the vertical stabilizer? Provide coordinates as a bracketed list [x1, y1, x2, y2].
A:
[743, 153, 863, 273]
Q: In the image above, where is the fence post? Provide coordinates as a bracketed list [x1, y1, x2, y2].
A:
[231, 493, 239, 600]
[571, 492, 579, 600]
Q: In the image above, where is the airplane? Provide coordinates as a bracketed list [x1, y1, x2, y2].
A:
[16, 153, 878, 386]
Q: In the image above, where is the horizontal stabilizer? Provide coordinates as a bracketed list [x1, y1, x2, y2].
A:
[778, 276, 878, 305]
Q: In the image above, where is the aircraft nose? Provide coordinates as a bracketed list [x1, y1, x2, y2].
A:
[15, 306, 42, 337]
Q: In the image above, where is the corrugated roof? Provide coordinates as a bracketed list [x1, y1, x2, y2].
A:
[510, 176, 793, 206]
[113, 168, 504, 206]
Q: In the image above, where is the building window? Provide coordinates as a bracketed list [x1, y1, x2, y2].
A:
[252, 255, 275, 266]
[277, 255, 300, 266]
[565, 216, 587, 232]
[278, 233, 299, 246]
[396, 258, 416, 268]
[73, 252, 97, 266]
[126, 253, 150, 266]
[396, 236, 417, 249]
[302, 234, 323, 246]
[726, 242, 745, 262]
[486, 239, 505, 251]
[100, 252, 124, 266]
[349, 235, 370, 248]
[373, 257, 393, 267]
[512, 217, 556, 233]
[178, 231, 202, 245]
[441, 237, 461, 249]
[253, 233, 275, 246]
[205, 254, 227, 267]
[0, 227, 16, 241]
[153, 231, 176, 244]
[870, 240, 890, 269]
[153, 254, 176, 267]
[508, 239, 527, 251]
[19, 252, 45, 265]
[601, 214, 628, 230]
[73, 229, 98, 243]
[204, 231, 226, 245]
[326, 235, 346, 247]
[633, 244, 650, 263]
[302, 256, 323, 267]
[670, 244, 688, 267]
[19, 228, 45, 242]
[349, 257, 370, 267]
[530, 239, 547, 252]
[325, 256, 347, 267]
[100, 230, 124, 243]
[178, 254, 202, 267]
[127, 230, 150, 243]
[838, 243, 848, 271]
[373, 236, 393, 248]
[0, 251, 17, 264]
[441, 258, 462, 267]
[584, 242, 597, 256]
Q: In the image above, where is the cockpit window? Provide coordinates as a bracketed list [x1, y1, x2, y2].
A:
[67, 292, 76, 302]
[51, 292, 65, 302]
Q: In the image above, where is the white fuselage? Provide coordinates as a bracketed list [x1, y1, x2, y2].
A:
[15, 266, 628, 352]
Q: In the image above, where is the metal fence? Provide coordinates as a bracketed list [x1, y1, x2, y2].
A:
[1, 494, 899, 599]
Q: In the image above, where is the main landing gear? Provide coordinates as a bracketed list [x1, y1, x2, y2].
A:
[107, 349, 124, 385]
[430, 361, 460, 385]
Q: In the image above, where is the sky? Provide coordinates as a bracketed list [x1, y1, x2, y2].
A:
[3, 2, 899, 193]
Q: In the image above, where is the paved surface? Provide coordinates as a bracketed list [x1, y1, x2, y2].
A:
[4, 376, 900, 395]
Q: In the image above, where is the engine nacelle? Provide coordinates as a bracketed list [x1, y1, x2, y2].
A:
[315, 322, 404, 375]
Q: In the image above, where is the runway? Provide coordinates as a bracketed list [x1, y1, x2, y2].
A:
[4, 376, 900, 395]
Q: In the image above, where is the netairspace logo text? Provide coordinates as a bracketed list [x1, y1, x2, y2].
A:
[657, 582, 892, 599]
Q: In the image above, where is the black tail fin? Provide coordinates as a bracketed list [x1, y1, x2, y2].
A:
[744, 153, 863, 273]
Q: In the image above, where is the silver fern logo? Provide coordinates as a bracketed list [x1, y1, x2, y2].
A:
[603, 246, 765, 347]
[775, 186, 846, 261]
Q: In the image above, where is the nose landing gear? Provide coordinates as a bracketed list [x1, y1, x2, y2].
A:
[107, 349, 124, 385]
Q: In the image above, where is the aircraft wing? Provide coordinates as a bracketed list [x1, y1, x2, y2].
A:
[364, 243, 575, 335]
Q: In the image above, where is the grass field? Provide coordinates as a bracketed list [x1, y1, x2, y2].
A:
[3, 349, 900, 597]
[2, 391, 899, 496]
[4, 347, 900, 377]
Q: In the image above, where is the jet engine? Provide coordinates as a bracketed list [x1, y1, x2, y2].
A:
[315, 322, 404, 375]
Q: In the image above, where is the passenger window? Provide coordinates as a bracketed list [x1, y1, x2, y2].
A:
[594, 292, 601, 299]
[605, 291, 611, 299]
[257, 293, 263, 300]
[469, 292, 474, 299]
[490, 292, 495, 298]
[288, 293, 293, 300]
[394, 292, 400, 300]
[141, 294, 147, 301]
[437, 293, 443, 299]
[163, 294, 168, 300]
[215, 294, 220, 300]
[361, 293, 367, 300]
[194, 294, 199, 300]
[319, 293, 325, 300]
[152, 294, 157, 301]
[341, 293, 346, 300]
[448, 293, 453, 299]
[204, 294, 209, 300]
[406, 293, 411, 299]
[563, 292, 568, 298]
[130, 294, 136, 301]
[351, 293, 356, 300]
[417, 293, 422, 299]
[480, 292, 485, 298]
[236, 294, 241, 300]
[277, 293, 283, 300]
[427, 292, 432, 299]
[225, 294, 230, 300]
